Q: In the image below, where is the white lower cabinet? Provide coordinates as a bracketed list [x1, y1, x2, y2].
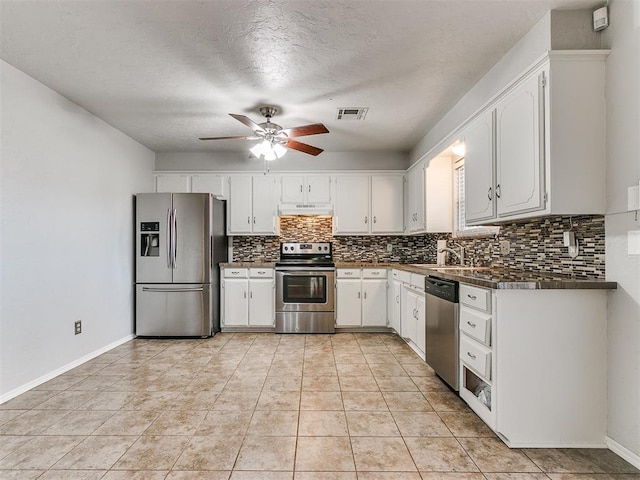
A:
[336, 268, 388, 328]
[459, 282, 608, 447]
[387, 277, 402, 334]
[394, 270, 426, 359]
[221, 268, 275, 329]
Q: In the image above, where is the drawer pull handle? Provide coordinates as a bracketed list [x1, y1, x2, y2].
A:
[231, 271, 239, 275]
[467, 352, 477, 360]
[371, 272, 380, 275]
[467, 321, 477, 328]
[467, 294, 477, 300]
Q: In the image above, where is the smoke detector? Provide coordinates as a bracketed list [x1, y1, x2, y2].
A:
[336, 107, 369, 120]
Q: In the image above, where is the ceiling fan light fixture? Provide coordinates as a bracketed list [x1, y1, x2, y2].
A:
[250, 139, 287, 161]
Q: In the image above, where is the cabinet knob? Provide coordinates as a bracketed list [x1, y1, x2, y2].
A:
[364, 216, 368, 224]
[467, 294, 477, 300]
[247, 216, 250, 224]
[467, 321, 477, 328]
[467, 352, 477, 360]
[487, 187, 492, 201]
[495, 184, 501, 199]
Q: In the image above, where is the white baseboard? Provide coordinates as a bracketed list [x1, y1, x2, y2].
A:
[0, 334, 134, 404]
[606, 436, 640, 469]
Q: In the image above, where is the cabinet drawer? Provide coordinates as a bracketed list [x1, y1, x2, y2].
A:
[249, 268, 273, 278]
[460, 336, 492, 380]
[362, 268, 387, 279]
[460, 306, 491, 346]
[224, 268, 248, 278]
[337, 269, 361, 278]
[460, 284, 491, 312]
[392, 269, 411, 283]
[410, 273, 425, 290]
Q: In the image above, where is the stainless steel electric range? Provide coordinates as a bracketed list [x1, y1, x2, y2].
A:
[275, 242, 335, 333]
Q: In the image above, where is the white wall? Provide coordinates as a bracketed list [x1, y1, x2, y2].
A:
[0, 60, 155, 398]
[602, 0, 640, 462]
[155, 151, 409, 172]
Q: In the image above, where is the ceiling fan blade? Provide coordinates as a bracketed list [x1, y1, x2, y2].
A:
[199, 135, 255, 141]
[281, 123, 329, 138]
[229, 113, 265, 132]
[286, 139, 324, 156]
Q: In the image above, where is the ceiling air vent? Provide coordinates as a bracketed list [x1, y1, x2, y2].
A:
[336, 107, 368, 120]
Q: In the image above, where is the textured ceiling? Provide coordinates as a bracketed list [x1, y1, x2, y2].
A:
[0, 0, 599, 154]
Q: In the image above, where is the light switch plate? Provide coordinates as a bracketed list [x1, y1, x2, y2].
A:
[628, 185, 640, 211]
[629, 230, 640, 255]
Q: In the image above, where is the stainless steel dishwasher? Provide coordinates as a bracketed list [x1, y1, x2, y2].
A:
[425, 276, 459, 391]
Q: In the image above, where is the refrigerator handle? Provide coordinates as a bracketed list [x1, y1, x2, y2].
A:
[172, 208, 178, 269]
[166, 208, 172, 268]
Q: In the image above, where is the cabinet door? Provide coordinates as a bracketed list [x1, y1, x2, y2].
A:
[223, 279, 249, 326]
[191, 174, 226, 198]
[156, 174, 190, 193]
[335, 176, 370, 234]
[252, 176, 277, 234]
[281, 176, 305, 204]
[407, 165, 425, 232]
[362, 278, 387, 326]
[306, 175, 332, 204]
[371, 175, 404, 234]
[425, 156, 453, 233]
[249, 278, 275, 326]
[336, 279, 363, 326]
[495, 71, 545, 217]
[387, 279, 402, 334]
[415, 293, 426, 354]
[228, 176, 253, 234]
[401, 286, 417, 343]
[463, 109, 496, 223]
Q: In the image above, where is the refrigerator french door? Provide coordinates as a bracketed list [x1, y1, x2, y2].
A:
[135, 193, 227, 337]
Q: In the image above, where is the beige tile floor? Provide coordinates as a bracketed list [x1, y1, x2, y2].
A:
[1, 332, 638, 479]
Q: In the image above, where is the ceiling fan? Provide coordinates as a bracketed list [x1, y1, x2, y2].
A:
[199, 106, 329, 159]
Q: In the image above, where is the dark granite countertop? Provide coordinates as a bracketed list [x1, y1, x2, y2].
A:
[220, 261, 616, 290]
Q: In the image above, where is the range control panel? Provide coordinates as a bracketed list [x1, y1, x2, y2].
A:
[281, 242, 332, 254]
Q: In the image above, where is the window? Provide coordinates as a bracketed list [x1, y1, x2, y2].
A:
[452, 158, 499, 238]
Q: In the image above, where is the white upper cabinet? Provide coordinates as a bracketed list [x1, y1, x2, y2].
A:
[462, 109, 496, 223]
[495, 70, 544, 217]
[335, 175, 405, 235]
[462, 51, 609, 225]
[425, 155, 453, 232]
[228, 175, 277, 235]
[407, 163, 425, 233]
[191, 174, 227, 198]
[371, 175, 404, 234]
[407, 157, 453, 234]
[280, 175, 332, 205]
[155, 174, 190, 193]
[334, 176, 371, 234]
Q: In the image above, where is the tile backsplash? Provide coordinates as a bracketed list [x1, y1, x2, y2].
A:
[231, 214, 605, 279]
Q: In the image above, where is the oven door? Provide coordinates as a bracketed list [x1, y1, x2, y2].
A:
[275, 268, 335, 313]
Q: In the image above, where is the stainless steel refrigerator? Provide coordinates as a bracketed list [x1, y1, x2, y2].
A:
[135, 193, 227, 337]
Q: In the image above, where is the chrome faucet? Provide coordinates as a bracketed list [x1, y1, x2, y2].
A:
[438, 242, 465, 266]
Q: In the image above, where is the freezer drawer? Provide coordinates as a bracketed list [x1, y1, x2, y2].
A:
[136, 283, 213, 337]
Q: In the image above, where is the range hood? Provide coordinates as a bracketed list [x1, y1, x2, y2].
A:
[278, 204, 333, 216]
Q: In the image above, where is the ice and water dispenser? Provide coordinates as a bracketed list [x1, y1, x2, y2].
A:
[140, 222, 160, 257]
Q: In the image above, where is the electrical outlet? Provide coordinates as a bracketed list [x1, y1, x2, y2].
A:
[499, 240, 511, 255]
[386, 244, 393, 253]
[74, 320, 82, 335]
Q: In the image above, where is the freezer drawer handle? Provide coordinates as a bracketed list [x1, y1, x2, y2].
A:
[466, 352, 477, 360]
[142, 287, 204, 293]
